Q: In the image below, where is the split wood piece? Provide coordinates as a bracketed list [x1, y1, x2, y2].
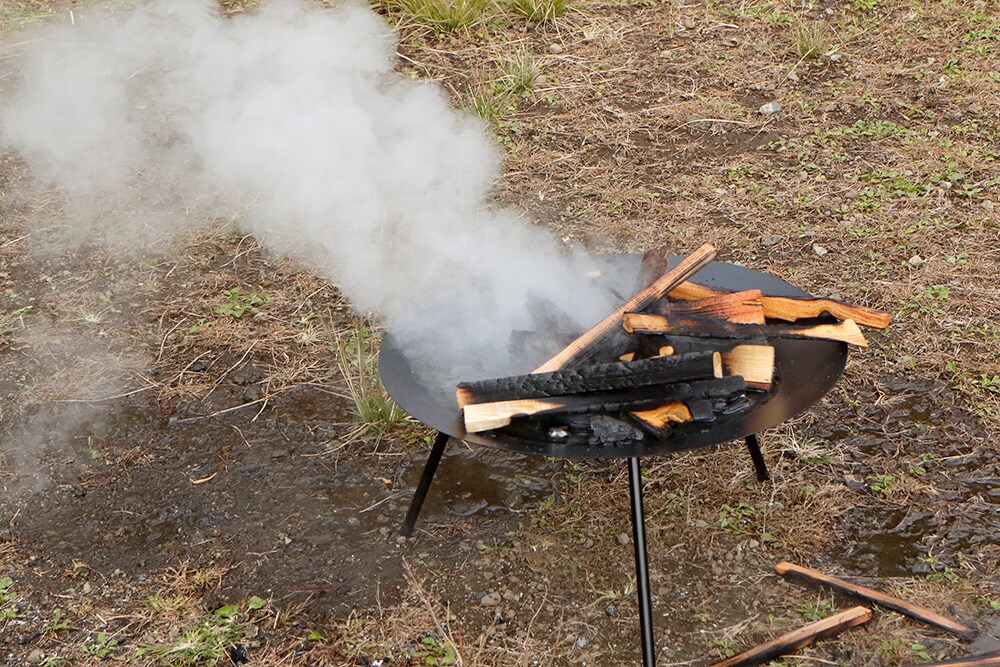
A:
[670, 281, 893, 329]
[629, 402, 692, 438]
[623, 312, 869, 348]
[533, 243, 718, 373]
[667, 290, 765, 325]
[721, 345, 775, 390]
[776, 562, 977, 639]
[661, 335, 767, 356]
[707, 606, 873, 667]
[457, 351, 722, 408]
[635, 244, 672, 290]
[463, 376, 746, 433]
[907, 650, 1000, 667]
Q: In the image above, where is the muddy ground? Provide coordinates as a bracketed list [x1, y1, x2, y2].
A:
[2, 0, 1000, 665]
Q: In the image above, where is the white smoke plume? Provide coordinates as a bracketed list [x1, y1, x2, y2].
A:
[1, 0, 626, 388]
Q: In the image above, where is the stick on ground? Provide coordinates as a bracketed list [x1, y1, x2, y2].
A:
[907, 651, 1000, 667]
[775, 561, 977, 639]
[707, 606, 873, 667]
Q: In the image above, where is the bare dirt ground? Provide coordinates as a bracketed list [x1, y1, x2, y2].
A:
[1, 0, 999, 666]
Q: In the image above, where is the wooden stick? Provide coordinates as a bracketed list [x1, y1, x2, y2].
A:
[456, 351, 721, 407]
[623, 313, 869, 348]
[668, 290, 765, 325]
[463, 376, 746, 433]
[775, 562, 977, 640]
[533, 243, 717, 373]
[708, 606, 873, 667]
[721, 344, 775, 389]
[670, 281, 892, 329]
[907, 651, 1000, 667]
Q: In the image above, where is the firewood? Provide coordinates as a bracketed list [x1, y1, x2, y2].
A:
[533, 243, 718, 373]
[776, 562, 977, 639]
[635, 243, 672, 290]
[619, 352, 636, 362]
[707, 606, 873, 667]
[721, 345, 775, 389]
[658, 345, 675, 356]
[457, 351, 722, 408]
[670, 281, 892, 329]
[667, 290, 765, 325]
[907, 651, 1000, 666]
[463, 376, 746, 433]
[623, 312, 869, 348]
[629, 402, 692, 438]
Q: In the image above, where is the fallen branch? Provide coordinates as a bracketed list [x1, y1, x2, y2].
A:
[775, 562, 977, 640]
[707, 606, 873, 667]
[907, 651, 1000, 667]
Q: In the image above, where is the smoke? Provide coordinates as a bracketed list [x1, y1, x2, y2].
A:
[0, 0, 625, 387]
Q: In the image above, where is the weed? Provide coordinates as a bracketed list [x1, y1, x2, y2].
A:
[713, 637, 739, 658]
[718, 502, 757, 532]
[979, 595, 1000, 610]
[213, 287, 269, 319]
[793, 22, 825, 60]
[417, 634, 459, 665]
[852, 0, 879, 10]
[389, 0, 491, 32]
[335, 319, 413, 442]
[497, 53, 542, 96]
[778, 434, 834, 467]
[463, 85, 516, 125]
[0, 306, 30, 348]
[829, 120, 911, 140]
[792, 598, 833, 621]
[868, 474, 896, 496]
[918, 554, 963, 585]
[43, 608, 72, 634]
[84, 633, 120, 659]
[503, 0, 572, 23]
[137, 598, 266, 666]
[0, 577, 17, 623]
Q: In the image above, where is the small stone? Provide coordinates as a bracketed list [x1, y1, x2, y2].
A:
[480, 592, 502, 607]
[829, 53, 843, 63]
[825, 7, 834, 14]
[605, 604, 617, 616]
[908, 255, 924, 267]
[576, 636, 589, 649]
[502, 589, 520, 603]
[760, 233, 781, 247]
[747, 539, 760, 549]
[616, 533, 631, 545]
[694, 519, 709, 529]
[968, 103, 983, 115]
[533, 74, 551, 87]
[982, 201, 994, 211]
[786, 70, 799, 82]
[548, 43, 564, 54]
[82, 582, 92, 595]
[758, 101, 782, 115]
[190, 361, 208, 372]
[681, 18, 696, 30]
[583, 538, 594, 549]
[245, 624, 260, 640]
[812, 243, 828, 256]
[27, 650, 45, 664]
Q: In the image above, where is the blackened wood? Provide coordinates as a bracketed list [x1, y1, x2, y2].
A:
[625, 312, 869, 348]
[667, 290, 765, 324]
[707, 606, 873, 667]
[533, 243, 717, 373]
[907, 651, 1000, 666]
[670, 281, 893, 329]
[687, 399, 715, 422]
[457, 351, 720, 408]
[776, 561, 977, 639]
[463, 376, 747, 433]
[628, 402, 692, 439]
[635, 244, 672, 290]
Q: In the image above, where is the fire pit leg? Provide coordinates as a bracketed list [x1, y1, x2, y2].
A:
[628, 457, 657, 667]
[745, 434, 771, 482]
[400, 431, 450, 537]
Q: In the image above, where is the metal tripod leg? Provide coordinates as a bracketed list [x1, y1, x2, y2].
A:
[745, 433, 770, 482]
[628, 457, 656, 667]
[400, 431, 450, 536]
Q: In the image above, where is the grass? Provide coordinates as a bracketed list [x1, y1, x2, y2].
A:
[503, 0, 573, 23]
[383, 0, 492, 32]
[335, 318, 414, 443]
[793, 22, 825, 60]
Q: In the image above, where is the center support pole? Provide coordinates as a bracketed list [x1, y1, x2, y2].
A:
[628, 457, 656, 667]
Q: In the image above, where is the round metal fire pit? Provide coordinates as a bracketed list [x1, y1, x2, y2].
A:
[378, 254, 847, 459]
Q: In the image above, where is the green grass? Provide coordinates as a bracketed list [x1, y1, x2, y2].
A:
[497, 53, 543, 96]
[386, 0, 492, 32]
[503, 0, 573, 23]
[793, 22, 825, 60]
[137, 597, 266, 666]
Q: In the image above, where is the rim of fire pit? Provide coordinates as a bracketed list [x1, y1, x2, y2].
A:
[378, 254, 848, 459]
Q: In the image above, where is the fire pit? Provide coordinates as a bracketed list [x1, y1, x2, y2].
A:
[379, 249, 859, 666]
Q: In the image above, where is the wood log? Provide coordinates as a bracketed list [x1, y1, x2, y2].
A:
[670, 281, 892, 329]
[533, 243, 718, 373]
[623, 312, 869, 348]
[707, 606, 873, 667]
[635, 244, 671, 290]
[463, 376, 746, 433]
[667, 290, 765, 325]
[775, 562, 977, 639]
[457, 351, 722, 408]
[907, 651, 1000, 667]
[629, 402, 692, 438]
[721, 345, 775, 390]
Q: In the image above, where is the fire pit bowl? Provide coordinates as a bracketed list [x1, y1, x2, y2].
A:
[378, 253, 847, 459]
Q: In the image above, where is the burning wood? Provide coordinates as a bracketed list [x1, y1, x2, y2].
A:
[457, 242, 888, 444]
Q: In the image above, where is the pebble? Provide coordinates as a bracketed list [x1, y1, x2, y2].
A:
[829, 53, 843, 63]
[786, 70, 799, 82]
[908, 255, 924, 267]
[812, 243, 828, 256]
[681, 18, 696, 30]
[82, 582, 92, 595]
[576, 636, 589, 649]
[760, 233, 781, 247]
[548, 43, 564, 54]
[693, 519, 709, 529]
[27, 650, 45, 664]
[583, 538, 594, 549]
[759, 101, 782, 115]
[480, 592, 502, 606]
[616, 533, 631, 545]
[533, 75, 550, 87]
[605, 604, 617, 616]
